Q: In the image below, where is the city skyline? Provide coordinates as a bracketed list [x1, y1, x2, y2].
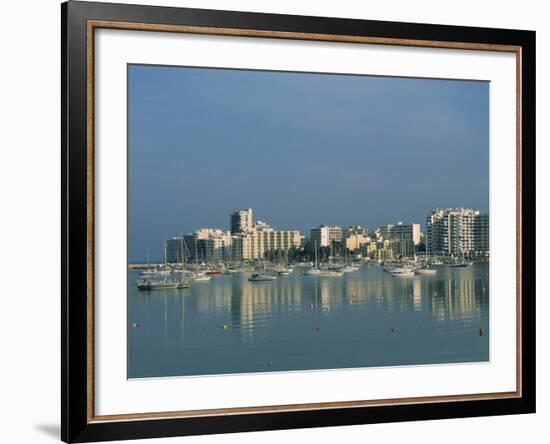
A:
[163, 206, 489, 264]
[128, 65, 489, 262]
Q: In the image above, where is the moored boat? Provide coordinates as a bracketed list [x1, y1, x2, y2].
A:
[248, 273, 277, 282]
[193, 273, 211, 282]
[137, 278, 179, 290]
[316, 270, 344, 277]
[415, 268, 438, 275]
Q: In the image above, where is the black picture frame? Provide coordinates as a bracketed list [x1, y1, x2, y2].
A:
[62, 1, 536, 442]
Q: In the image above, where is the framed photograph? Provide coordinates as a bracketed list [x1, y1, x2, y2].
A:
[62, 1, 536, 442]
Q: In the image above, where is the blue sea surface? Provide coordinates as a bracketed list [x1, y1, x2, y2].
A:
[128, 264, 489, 378]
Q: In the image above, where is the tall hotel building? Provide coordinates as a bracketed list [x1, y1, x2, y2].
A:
[426, 208, 489, 258]
[310, 225, 342, 247]
[230, 208, 253, 234]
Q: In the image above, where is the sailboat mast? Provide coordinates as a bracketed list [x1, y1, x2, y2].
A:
[315, 241, 318, 270]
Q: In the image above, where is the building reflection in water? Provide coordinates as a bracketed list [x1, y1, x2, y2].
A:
[129, 265, 489, 348]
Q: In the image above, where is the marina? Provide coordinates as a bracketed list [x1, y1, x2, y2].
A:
[128, 262, 489, 378]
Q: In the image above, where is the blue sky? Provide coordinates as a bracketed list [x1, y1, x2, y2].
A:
[128, 65, 489, 262]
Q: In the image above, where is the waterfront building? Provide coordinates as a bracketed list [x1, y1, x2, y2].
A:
[346, 234, 366, 252]
[344, 225, 368, 252]
[344, 225, 369, 238]
[474, 213, 490, 257]
[230, 208, 253, 234]
[378, 224, 394, 241]
[376, 240, 396, 261]
[426, 208, 489, 258]
[232, 221, 301, 260]
[376, 222, 421, 258]
[310, 225, 342, 248]
[166, 228, 233, 263]
[228, 210, 301, 260]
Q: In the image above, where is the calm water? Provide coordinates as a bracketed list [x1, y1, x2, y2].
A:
[128, 264, 489, 378]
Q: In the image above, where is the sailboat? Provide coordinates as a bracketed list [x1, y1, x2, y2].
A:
[276, 249, 293, 275]
[447, 253, 469, 268]
[176, 235, 191, 289]
[340, 247, 358, 272]
[137, 242, 179, 290]
[248, 262, 277, 281]
[191, 238, 211, 282]
[303, 241, 321, 275]
[416, 229, 437, 275]
[304, 242, 342, 277]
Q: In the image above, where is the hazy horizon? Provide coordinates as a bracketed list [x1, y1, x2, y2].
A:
[128, 65, 489, 262]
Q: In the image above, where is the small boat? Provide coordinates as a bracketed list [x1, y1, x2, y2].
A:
[415, 268, 438, 275]
[176, 279, 191, 289]
[248, 273, 277, 282]
[193, 274, 211, 282]
[249, 262, 276, 281]
[316, 270, 344, 277]
[205, 270, 222, 275]
[340, 265, 358, 273]
[447, 262, 468, 268]
[386, 266, 414, 274]
[139, 268, 157, 277]
[391, 270, 415, 277]
[136, 279, 179, 290]
[277, 269, 291, 276]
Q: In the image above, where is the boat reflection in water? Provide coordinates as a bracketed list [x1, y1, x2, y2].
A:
[128, 263, 489, 378]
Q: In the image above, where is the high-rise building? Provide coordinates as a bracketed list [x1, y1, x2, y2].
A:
[230, 208, 253, 234]
[378, 224, 394, 241]
[426, 208, 489, 258]
[376, 222, 420, 257]
[310, 225, 342, 247]
[474, 213, 490, 257]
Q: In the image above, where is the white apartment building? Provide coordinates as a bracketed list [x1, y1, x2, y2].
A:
[427, 208, 489, 257]
[232, 221, 301, 260]
[230, 208, 253, 234]
[310, 225, 342, 247]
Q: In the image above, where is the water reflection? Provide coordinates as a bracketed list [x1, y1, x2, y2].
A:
[128, 264, 489, 378]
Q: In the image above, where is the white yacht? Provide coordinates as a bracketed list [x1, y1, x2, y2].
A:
[415, 267, 438, 275]
[391, 270, 415, 277]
